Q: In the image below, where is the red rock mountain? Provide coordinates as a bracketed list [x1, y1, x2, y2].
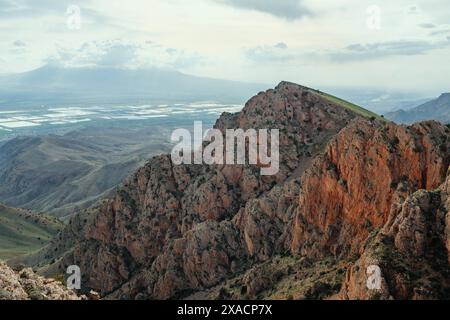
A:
[20, 82, 450, 300]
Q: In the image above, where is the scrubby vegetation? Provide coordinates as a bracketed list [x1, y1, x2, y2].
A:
[0, 204, 63, 260]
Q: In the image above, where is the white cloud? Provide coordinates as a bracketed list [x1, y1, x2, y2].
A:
[46, 40, 205, 70]
[12, 40, 26, 47]
[327, 40, 450, 62]
[418, 23, 436, 29]
[212, 0, 311, 20]
[244, 42, 296, 62]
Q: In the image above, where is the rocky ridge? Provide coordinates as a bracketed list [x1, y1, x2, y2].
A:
[16, 82, 450, 300]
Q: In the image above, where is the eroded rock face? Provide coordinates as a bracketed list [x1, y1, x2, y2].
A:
[0, 261, 81, 300]
[340, 170, 450, 300]
[291, 120, 450, 258]
[26, 82, 450, 300]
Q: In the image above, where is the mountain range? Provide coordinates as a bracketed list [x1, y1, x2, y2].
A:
[386, 93, 450, 124]
[0, 65, 266, 109]
[10, 82, 449, 300]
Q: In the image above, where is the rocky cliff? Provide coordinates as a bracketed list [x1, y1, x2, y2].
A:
[340, 169, 450, 299]
[19, 82, 450, 300]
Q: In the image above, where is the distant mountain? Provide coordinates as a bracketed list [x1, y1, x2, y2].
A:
[0, 65, 266, 109]
[0, 203, 62, 260]
[386, 93, 450, 124]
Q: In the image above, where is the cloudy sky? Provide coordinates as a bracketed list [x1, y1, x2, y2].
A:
[1, 0, 449, 94]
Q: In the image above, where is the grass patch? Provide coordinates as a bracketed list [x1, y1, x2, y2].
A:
[312, 90, 386, 121]
[0, 204, 63, 260]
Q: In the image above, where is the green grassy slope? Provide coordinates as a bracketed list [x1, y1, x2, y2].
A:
[310, 89, 386, 121]
[0, 204, 63, 260]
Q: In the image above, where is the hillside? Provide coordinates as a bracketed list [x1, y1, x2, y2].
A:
[386, 93, 450, 124]
[0, 204, 63, 260]
[305, 86, 385, 120]
[0, 125, 173, 218]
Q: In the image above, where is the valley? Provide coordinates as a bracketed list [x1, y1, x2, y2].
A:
[0, 101, 241, 142]
[0, 102, 230, 217]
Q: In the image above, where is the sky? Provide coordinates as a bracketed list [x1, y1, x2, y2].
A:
[0, 0, 449, 95]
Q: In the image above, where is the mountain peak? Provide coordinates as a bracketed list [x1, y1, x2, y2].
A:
[275, 81, 312, 92]
[25, 82, 365, 298]
[270, 81, 383, 120]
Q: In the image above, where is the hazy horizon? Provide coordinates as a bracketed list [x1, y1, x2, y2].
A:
[0, 0, 449, 97]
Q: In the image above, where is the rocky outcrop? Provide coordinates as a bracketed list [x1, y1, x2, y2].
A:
[291, 120, 450, 258]
[0, 261, 81, 300]
[340, 169, 450, 300]
[23, 82, 450, 300]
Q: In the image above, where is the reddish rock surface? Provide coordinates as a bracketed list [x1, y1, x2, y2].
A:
[291, 120, 450, 258]
[20, 82, 450, 300]
[340, 169, 450, 299]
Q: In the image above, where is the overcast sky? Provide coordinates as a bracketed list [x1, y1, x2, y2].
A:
[1, 0, 449, 94]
